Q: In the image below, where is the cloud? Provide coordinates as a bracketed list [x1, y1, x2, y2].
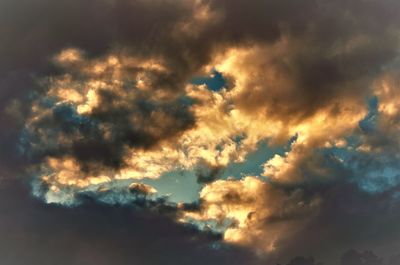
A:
[181, 177, 320, 253]
[0, 180, 259, 265]
[1, 0, 400, 263]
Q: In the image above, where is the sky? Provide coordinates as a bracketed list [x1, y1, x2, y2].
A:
[1, 0, 400, 264]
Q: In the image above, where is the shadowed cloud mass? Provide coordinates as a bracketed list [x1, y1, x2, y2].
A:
[1, 0, 400, 264]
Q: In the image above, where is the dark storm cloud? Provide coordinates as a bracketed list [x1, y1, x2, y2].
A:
[0, 0, 207, 176]
[0, 0, 191, 71]
[210, 0, 400, 122]
[285, 256, 324, 265]
[2, 0, 399, 101]
[1, 0, 400, 264]
[0, 180, 259, 265]
[3, 0, 400, 171]
[272, 181, 400, 265]
[257, 141, 400, 265]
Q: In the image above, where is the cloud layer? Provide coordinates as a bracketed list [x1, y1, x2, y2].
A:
[2, 0, 400, 264]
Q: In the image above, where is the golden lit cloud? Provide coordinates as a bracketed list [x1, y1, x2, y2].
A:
[181, 176, 320, 252]
[24, 17, 398, 252]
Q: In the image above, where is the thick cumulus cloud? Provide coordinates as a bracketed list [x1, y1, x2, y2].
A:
[181, 177, 321, 252]
[2, 0, 400, 264]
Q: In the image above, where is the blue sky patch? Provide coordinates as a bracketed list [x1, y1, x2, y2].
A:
[191, 70, 226, 92]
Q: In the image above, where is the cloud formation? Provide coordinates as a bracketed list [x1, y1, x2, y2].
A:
[181, 177, 320, 252]
[1, 0, 400, 264]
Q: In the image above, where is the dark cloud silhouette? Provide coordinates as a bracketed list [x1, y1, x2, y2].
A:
[285, 256, 324, 265]
[340, 249, 383, 265]
[387, 254, 400, 265]
[0, 180, 259, 265]
[267, 180, 400, 265]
